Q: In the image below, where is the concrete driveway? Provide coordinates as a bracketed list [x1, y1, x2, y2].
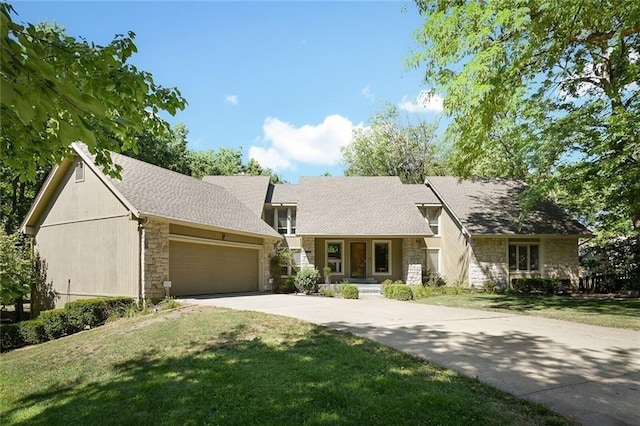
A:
[180, 293, 640, 426]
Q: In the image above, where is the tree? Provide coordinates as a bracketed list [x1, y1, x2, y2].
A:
[0, 229, 31, 307]
[188, 148, 243, 179]
[410, 0, 640, 239]
[0, 3, 186, 181]
[244, 158, 285, 183]
[341, 105, 449, 184]
[123, 123, 191, 175]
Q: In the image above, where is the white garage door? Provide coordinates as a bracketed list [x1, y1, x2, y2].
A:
[169, 240, 259, 296]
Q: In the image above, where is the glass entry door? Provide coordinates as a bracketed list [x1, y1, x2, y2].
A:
[350, 242, 366, 278]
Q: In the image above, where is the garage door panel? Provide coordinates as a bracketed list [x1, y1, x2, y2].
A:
[169, 241, 259, 296]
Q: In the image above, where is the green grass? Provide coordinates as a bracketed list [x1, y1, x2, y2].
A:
[0, 306, 572, 425]
[416, 294, 640, 330]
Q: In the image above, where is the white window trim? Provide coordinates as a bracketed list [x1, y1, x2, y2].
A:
[372, 240, 392, 276]
[426, 248, 441, 274]
[270, 206, 297, 236]
[325, 240, 344, 275]
[419, 206, 441, 237]
[508, 243, 541, 272]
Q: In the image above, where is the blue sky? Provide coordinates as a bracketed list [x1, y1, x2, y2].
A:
[14, 1, 443, 182]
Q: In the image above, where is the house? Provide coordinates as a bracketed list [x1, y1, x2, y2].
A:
[21, 144, 589, 306]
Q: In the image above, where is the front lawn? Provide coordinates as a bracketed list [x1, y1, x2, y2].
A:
[416, 294, 640, 330]
[0, 306, 571, 425]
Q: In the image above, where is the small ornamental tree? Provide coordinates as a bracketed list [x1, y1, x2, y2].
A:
[0, 229, 31, 307]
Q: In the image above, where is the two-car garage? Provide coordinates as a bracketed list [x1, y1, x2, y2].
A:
[168, 239, 260, 296]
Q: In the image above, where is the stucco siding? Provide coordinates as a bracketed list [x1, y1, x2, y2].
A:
[38, 159, 130, 227]
[435, 209, 469, 283]
[35, 216, 139, 306]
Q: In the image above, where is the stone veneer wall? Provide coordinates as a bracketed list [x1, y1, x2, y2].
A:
[143, 219, 170, 301]
[469, 237, 508, 288]
[402, 238, 424, 284]
[263, 237, 280, 291]
[300, 236, 316, 268]
[541, 237, 580, 282]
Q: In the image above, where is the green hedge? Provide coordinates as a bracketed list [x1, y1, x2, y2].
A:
[0, 296, 135, 352]
[340, 284, 359, 299]
[383, 283, 414, 301]
[511, 278, 572, 295]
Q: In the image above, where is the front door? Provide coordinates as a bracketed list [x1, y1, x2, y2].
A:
[350, 242, 366, 278]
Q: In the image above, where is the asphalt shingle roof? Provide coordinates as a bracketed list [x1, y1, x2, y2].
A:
[75, 144, 280, 238]
[202, 175, 270, 216]
[404, 184, 440, 205]
[266, 183, 300, 204]
[426, 176, 589, 235]
[296, 177, 433, 236]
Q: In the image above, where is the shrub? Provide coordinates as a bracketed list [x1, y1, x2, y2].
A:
[411, 284, 433, 299]
[0, 323, 22, 351]
[384, 284, 414, 301]
[319, 287, 335, 297]
[392, 284, 414, 301]
[295, 267, 321, 294]
[341, 284, 359, 299]
[40, 308, 70, 339]
[65, 296, 135, 330]
[424, 270, 446, 287]
[511, 278, 573, 296]
[277, 276, 297, 294]
[18, 318, 45, 345]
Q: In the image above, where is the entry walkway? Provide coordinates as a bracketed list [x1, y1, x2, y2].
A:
[181, 293, 640, 426]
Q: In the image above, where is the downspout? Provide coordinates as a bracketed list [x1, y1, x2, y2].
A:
[138, 217, 148, 306]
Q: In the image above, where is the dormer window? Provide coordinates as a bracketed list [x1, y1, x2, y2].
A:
[420, 207, 441, 236]
[264, 206, 296, 235]
[75, 161, 85, 182]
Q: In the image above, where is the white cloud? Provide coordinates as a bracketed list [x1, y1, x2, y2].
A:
[398, 91, 444, 113]
[225, 94, 238, 105]
[248, 114, 363, 171]
[361, 85, 374, 101]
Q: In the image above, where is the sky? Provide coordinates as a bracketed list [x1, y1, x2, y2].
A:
[13, 1, 443, 182]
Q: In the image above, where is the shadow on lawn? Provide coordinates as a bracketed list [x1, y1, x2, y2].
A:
[474, 295, 640, 317]
[322, 320, 640, 425]
[2, 324, 566, 426]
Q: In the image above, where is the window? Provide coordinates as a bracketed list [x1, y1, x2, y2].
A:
[421, 207, 441, 236]
[508, 244, 539, 272]
[427, 248, 440, 274]
[373, 241, 391, 274]
[264, 207, 297, 235]
[281, 249, 301, 277]
[75, 161, 85, 182]
[326, 241, 343, 274]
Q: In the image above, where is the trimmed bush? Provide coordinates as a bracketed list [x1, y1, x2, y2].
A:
[65, 296, 135, 330]
[18, 319, 45, 345]
[383, 284, 414, 301]
[295, 267, 321, 294]
[0, 323, 22, 351]
[511, 278, 573, 296]
[341, 284, 359, 299]
[40, 308, 70, 339]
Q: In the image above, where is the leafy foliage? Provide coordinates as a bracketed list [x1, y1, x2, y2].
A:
[341, 104, 450, 183]
[410, 0, 640, 265]
[0, 3, 187, 181]
[340, 284, 359, 299]
[294, 267, 320, 294]
[0, 229, 31, 305]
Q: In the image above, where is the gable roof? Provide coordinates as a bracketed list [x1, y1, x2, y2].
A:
[202, 175, 270, 216]
[426, 176, 590, 236]
[404, 184, 440, 205]
[22, 144, 281, 239]
[266, 183, 299, 204]
[296, 177, 433, 236]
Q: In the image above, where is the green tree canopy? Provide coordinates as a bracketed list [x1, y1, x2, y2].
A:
[0, 3, 186, 180]
[341, 105, 450, 184]
[410, 0, 640, 238]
